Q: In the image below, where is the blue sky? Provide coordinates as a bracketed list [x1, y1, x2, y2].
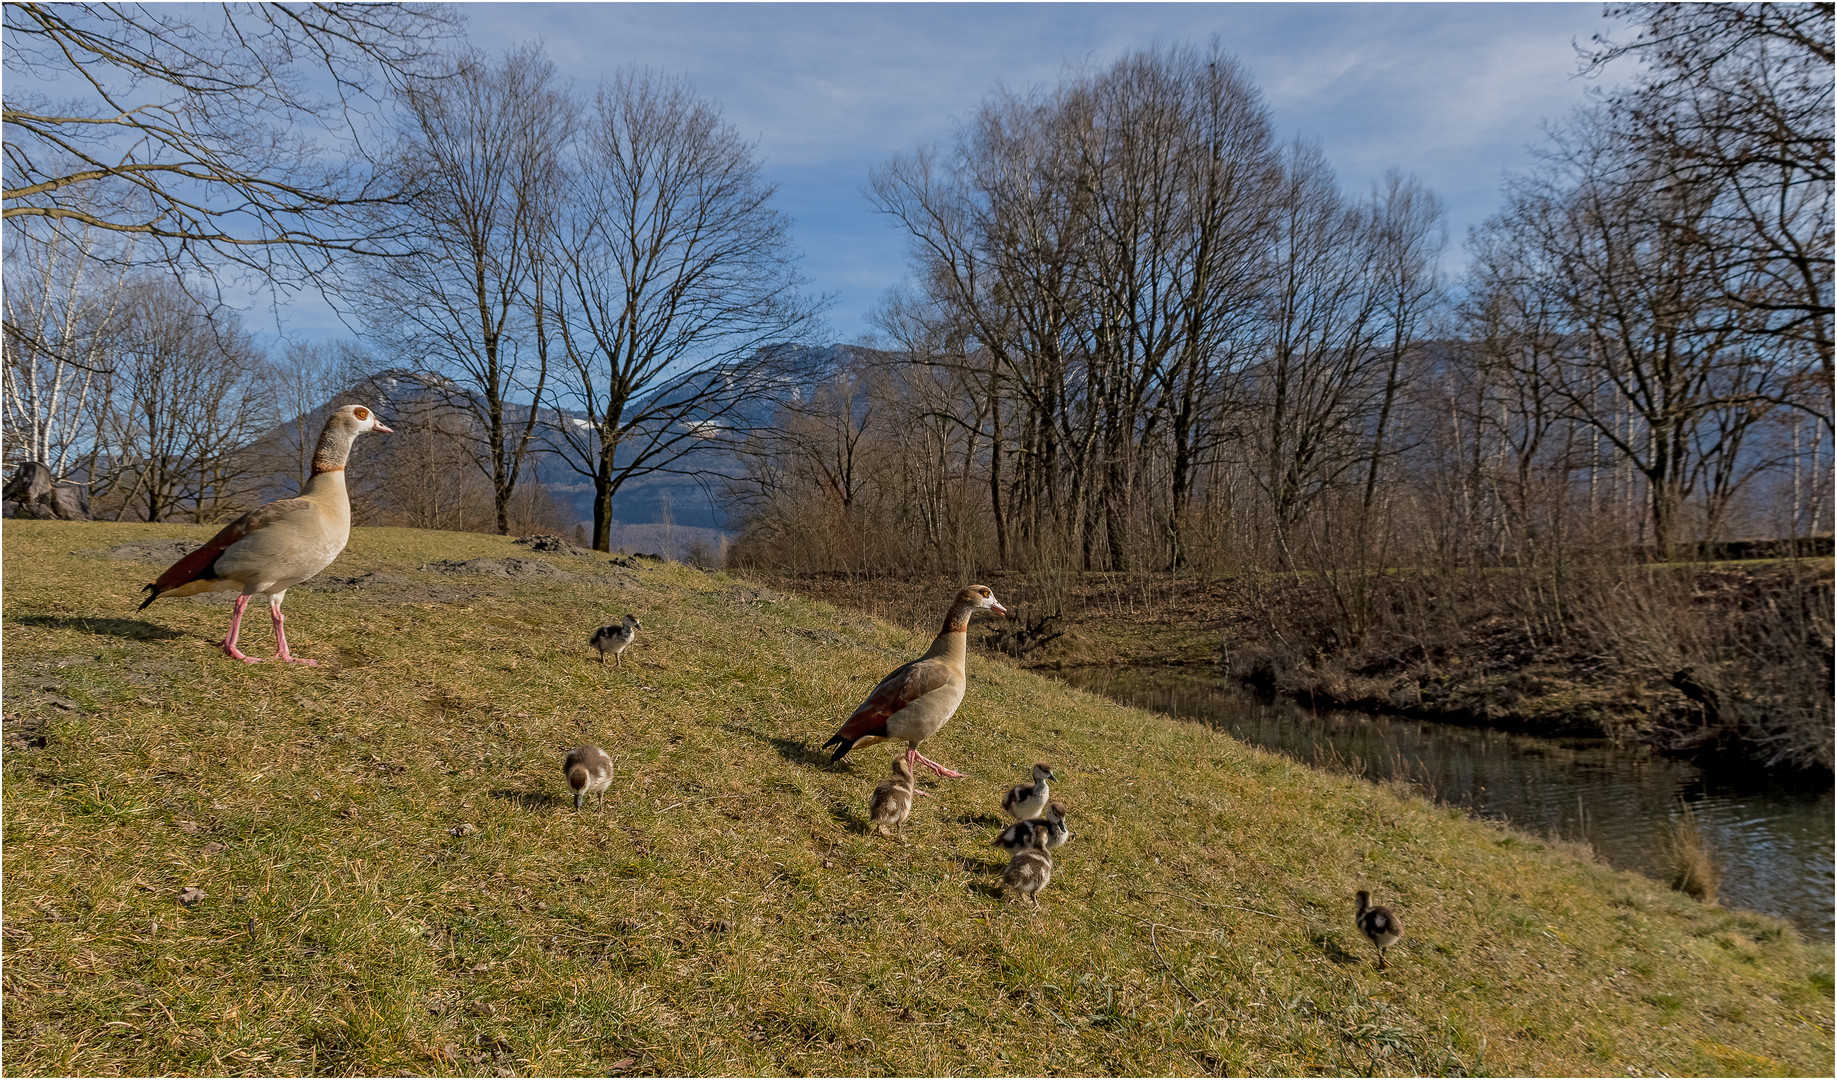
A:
[292, 2, 1621, 345]
[459, 1, 1620, 345]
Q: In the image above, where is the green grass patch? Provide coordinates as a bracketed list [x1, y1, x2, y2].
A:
[3, 522, 1832, 1075]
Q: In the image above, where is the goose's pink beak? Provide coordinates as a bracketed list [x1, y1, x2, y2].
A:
[990, 601, 1008, 616]
[372, 420, 394, 434]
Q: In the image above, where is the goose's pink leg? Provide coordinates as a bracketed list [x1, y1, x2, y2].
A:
[270, 600, 319, 666]
[221, 595, 263, 663]
[907, 746, 966, 779]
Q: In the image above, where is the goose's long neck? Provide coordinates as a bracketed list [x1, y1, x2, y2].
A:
[303, 422, 355, 501]
[922, 601, 974, 664]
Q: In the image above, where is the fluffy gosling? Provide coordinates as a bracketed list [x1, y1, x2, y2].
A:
[868, 756, 919, 838]
[994, 802, 1072, 853]
[1001, 822, 1054, 908]
[564, 745, 614, 810]
[1001, 763, 1057, 822]
[1355, 890, 1403, 970]
[588, 614, 641, 666]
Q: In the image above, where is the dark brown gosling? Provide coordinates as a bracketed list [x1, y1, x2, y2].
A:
[993, 802, 1072, 853]
[1355, 890, 1402, 969]
[564, 745, 614, 810]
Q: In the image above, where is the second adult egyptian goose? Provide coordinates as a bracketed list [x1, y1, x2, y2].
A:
[138, 404, 390, 664]
[821, 585, 1007, 778]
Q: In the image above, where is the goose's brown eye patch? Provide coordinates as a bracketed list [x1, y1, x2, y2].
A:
[353, 406, 371, 421]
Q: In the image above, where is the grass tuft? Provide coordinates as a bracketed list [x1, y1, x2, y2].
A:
[1664, 801, 1722, 904]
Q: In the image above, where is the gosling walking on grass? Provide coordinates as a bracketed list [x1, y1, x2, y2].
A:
[868, 756, 924, 838]
[589, 614, 641, 666]
[565, 745, 614, 810]
[1355, 890, 1402, 970]
[1001, 763, 1056, 821]
[994, 803, 1072, 852]
[1002, 822, 1054, 908]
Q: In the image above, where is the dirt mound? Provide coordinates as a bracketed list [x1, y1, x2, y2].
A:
[417, 557, 573, 581]
[512, 534, 592, 556]
[103, 539, 201, 564]
[307, 570, 479, 604]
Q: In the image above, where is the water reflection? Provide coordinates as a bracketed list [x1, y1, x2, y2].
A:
[1060, 669, 1835, 940]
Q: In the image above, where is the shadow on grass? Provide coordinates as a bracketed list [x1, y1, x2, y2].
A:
[956, 853, 1008, 875]
[489, 788, 566, 811]
[968, 880, 1006, 901]
[952, 809, 1008, 829]
[1312, 929, 1364, 966]
[827, 800, 872, 834]
[7, 615, 183, 641]
[718, 720, 833, 769]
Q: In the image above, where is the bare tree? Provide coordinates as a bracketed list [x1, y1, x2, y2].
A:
[2, 221, 130, 479]
[1485, 107, 1799, 557]
[3, 2, 458, 286]
[547, 67, 823, 552]
[359, 42, 573, 534]
[98, 277, 274, 522]
[1583, 3, 1834, 398]
[267, 338, 368, 491]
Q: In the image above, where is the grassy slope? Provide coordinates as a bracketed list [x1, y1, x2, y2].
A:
[2, 522, 1830, 1077]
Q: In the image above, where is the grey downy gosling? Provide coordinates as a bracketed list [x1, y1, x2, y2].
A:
[1355, 890, 1403, 969]
[1001, 822, 1054, 908]
[868, 755, 931, 838]
[1001, 763, 1057, 821]
[589, 614, 641, 666]
[565, 745, 614, 810]
[994, 802, 1072, 853]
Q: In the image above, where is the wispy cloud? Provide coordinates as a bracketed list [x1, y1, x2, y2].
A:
[285, 3, 1624, 342]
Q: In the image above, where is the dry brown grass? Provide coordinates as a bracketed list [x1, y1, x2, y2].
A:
[1663, 802, 1722, 905]
[2, 521, 1831, 1076]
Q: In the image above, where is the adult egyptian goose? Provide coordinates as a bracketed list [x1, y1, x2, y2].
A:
[589, 614, 641, 665]
[138, 404, 390, 664]
[867, 756, 918, 838]
[1002, 763, 1057, 821]
[821, 585, 1007, 778]
[1001, 822, 1053, 908]
[1355, 890, 1402, 970]
[994, 803, 1071, 853]
[565, 745, 614, 810]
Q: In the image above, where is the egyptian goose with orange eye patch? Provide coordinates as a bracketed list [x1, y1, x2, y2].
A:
[138, 404, 391, 664]
[821, 585, 1007, 779]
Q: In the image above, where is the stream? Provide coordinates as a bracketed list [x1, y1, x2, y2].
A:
[1058, 668, 1835, 940]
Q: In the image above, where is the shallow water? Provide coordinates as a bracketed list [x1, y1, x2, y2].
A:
[1058, 668, 1836, 940]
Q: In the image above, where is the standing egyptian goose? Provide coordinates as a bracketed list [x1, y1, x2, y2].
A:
[138, 404, 390, 664]
[867, 756, 918, 838]
[1001, 822, 1053, 908]
[1002, 763, 1057, 821]
[995, 803, 1072, 853]
[1355, 890, 1403, 970]
[589, 614, 641, 665]
[821, 585, 1007, 778]
[565, 745, 614, 810]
